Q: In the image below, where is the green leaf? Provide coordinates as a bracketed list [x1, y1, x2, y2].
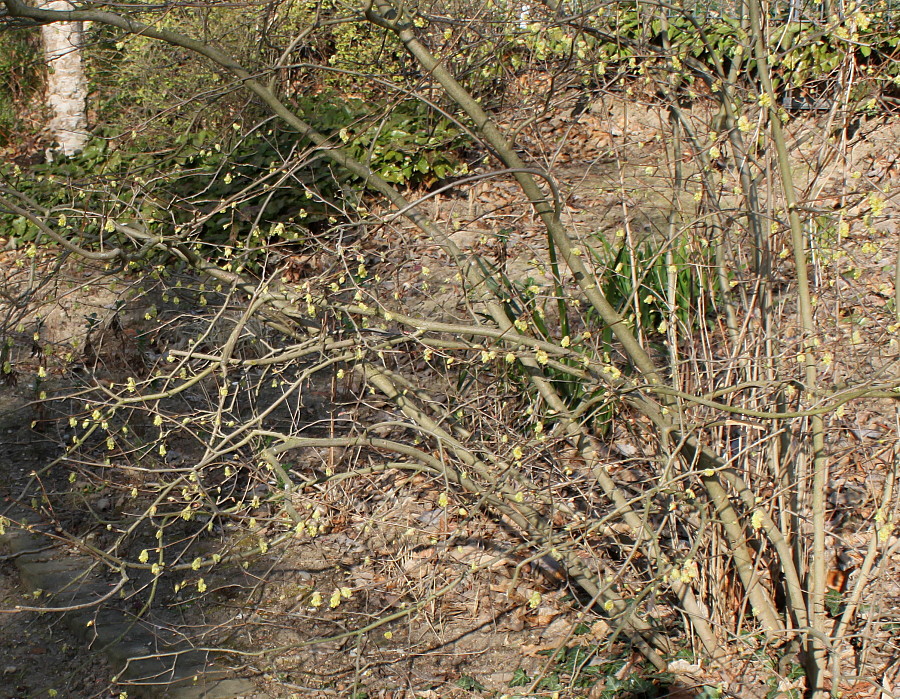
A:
[455, 675, 485, 691]
[509, 668, 531, 687]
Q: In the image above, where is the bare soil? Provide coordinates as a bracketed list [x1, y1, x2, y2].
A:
[0, 392, 114, 699]
[0, 563, 112, 699]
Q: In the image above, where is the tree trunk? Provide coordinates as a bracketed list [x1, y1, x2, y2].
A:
[40, 0, 88, 157]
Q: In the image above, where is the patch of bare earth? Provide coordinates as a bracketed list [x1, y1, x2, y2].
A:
[0, 391, 114, 699]
[0, 564, 113, 699]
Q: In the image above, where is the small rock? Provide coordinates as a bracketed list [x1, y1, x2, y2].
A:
[667, 658, 701, 674]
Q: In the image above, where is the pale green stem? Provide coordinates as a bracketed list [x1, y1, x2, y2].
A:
[746, 0, 830, 691]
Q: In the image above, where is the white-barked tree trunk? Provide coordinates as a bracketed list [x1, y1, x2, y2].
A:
[40, 0, 88, 156]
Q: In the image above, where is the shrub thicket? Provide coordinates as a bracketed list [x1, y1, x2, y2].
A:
[1, 1, 899, 697]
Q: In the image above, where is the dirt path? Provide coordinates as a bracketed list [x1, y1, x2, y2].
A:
[0, 564, 113, 699]
[0, 392, 114, 699]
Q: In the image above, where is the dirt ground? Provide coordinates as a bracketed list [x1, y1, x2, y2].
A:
[0, 392, 114, 699]
[1, 96, 900, 698]
[0, 565, 113, 699]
